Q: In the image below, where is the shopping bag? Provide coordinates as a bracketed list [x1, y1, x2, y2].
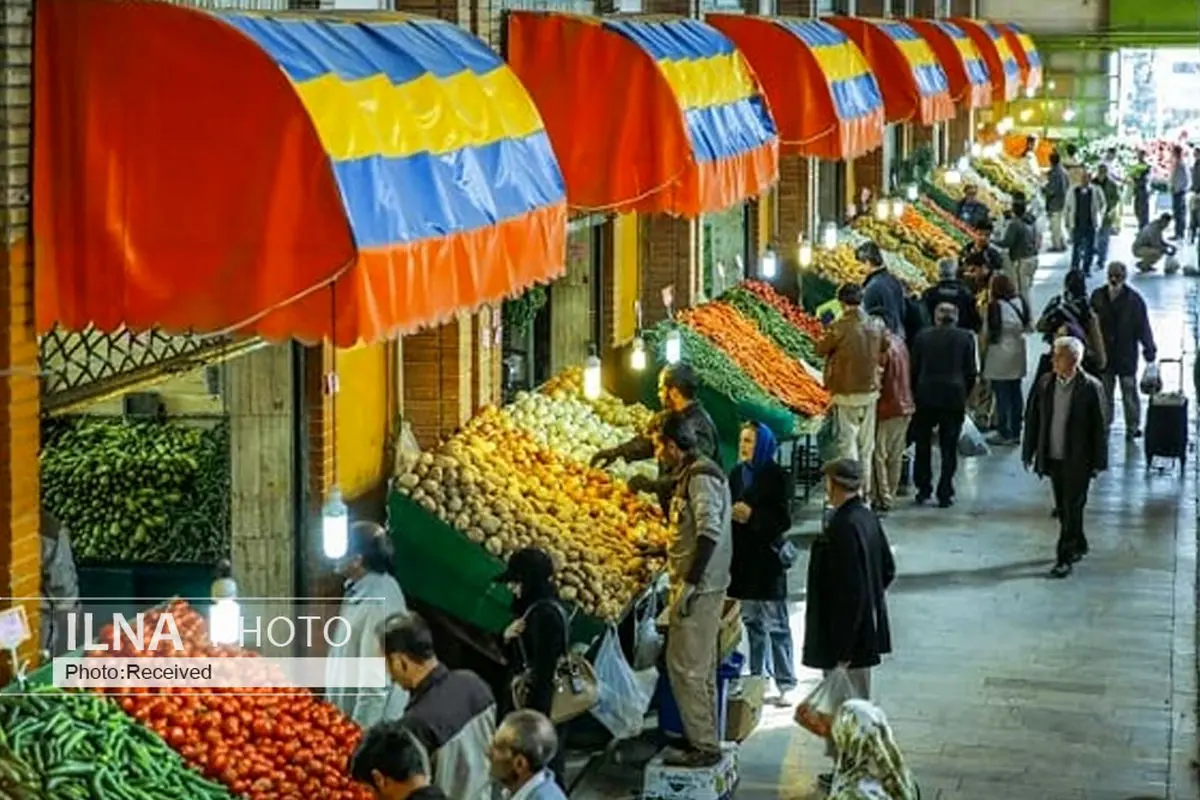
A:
[590, 628, 653, 740]
[1140, 362, 1163, 396]
[631, 590, 664, 671]
[793, 666, 859, 738]
[958, 416, 990, 457]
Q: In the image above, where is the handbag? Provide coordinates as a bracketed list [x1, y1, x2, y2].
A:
[510, 600, 599, 725]
[773, 538, 799, 569]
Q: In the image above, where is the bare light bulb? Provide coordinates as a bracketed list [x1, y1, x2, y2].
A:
[322, 489, 349, 560]
[630, 337, 647, 371]
[820, 222, 838, 250]
[798, 240, 813, 268]
[582, 346, 602, 400]
[874, 200, 889, 220]
[890, 199, 905, 219]
[760, 249, 778, 279]
[664, 329, 682, 364]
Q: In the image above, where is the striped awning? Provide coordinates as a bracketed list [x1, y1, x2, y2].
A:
[951, 17, 1021, 103]
[827, 17, 954, 125]
[997, 21, 1042, 95]
[507, 12, 779, 217]
[708, 15, 884, 160]
[905, 18, 992, 109]
[35, 1, 567, 345]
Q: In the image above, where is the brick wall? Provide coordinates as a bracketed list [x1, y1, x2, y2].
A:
[639, 216, 697, 326]
[854, 149, 887, 201]
[402, 315, 472, 448]
[0, 0, 38, 678]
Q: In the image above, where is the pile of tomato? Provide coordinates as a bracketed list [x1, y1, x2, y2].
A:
[90, 601, 373, 800]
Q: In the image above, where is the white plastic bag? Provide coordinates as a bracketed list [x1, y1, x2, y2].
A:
[631, 590, 663, 671]
[793, 666, 860, 738]
[1140, 362, 1163, 396]
[958, 416, 990, 457]
[590, 628, 652, 740]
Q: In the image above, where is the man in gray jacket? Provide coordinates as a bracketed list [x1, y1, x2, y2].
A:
[1043, 151, 1070, 252]
[658, 411, 732, 767]
[41, 511, 80, 658]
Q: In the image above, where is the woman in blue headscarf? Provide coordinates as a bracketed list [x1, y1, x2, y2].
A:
[727, 421, 796, 705]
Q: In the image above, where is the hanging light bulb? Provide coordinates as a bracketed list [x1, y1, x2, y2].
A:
[874, 199, 889, 220]
[970, 142, 983, 157]
[1048, 80, 1056, 91]
[760, 248, 779, 280]
[582, 343, 602, 399]
[664, 328, 682, 364]
[322, 488, 349, 560]
[944, 169, 962, 185]
[1019, 108, 1033, 123]
[890, 198, 905, 219]
[209, 560, 240, 646]
[905, 184, 918, 201]
[820, 221, 838, 250]
[1025, 86, 1036, 99]
[630, 335, 647, 372]
[998, 116, 1014, 133]
[1062, 107, 1077, 122]
[798, 238, 813, 268]
[956, 155, 969, 172]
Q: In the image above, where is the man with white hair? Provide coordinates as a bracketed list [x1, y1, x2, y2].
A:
[921, 258, 981, 334]
[1022, 336, 1109, 578]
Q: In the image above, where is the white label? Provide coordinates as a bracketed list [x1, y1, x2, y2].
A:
[0, 606, 30, 650]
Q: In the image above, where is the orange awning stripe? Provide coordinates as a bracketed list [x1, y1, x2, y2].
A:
[951, 17, 1021, 103]
[34, 0, 567, 346]
[827, 17, 954, 125]
[996, 21, 1042, 95]
[904, 18, 992, 110]
[708, 15, 885, 160]
[506, 12, 779, 217]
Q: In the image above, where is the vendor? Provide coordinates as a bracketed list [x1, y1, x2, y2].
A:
[955, 184, 991, 230]
[657, 412, 733, 768]
[591, 364, 719, 513]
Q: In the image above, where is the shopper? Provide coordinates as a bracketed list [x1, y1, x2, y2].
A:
[728, 421, 795, 705]
[816, 283, 888, 497]
[1022, 336, 1108, 579]
[592, 363, 719, 512]
[488, 711, 568, 800]
[802, 459, 895, 789]
[495, 547, 568, 787]
[1101, 146, 1124, 185]
[380, 612, 495, 800]
[921, 258, 981, 333]
[1035, 269, 1107, 381]
[872, 314, 914, 514]
[1171, 144, 1188, 240]
[350, 721, 448, 800]
[995, 197, 1039, 312]
[983, 273, 1030, 447]
[1131, 150, 1151, 232]
[910, 303, 977, 507]
[1132, 213, 1176, 273]
[1092, 164, 1122, 273]
[828, 700, 920, 800]
[955, 183, 991, 230]
[1064, 169, 1106, 277]
[859, 241, 906, 337]
[1044, 151, 1070, 252]
[657, 411, 733, 767]
[40, 510, 80, 658]
[1062, 143, 1086, 187]
[1090, 261, 1157, 440]
[327, 522, 408, 729]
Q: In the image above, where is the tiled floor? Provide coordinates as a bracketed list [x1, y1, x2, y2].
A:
[573, 229, 1200, 799]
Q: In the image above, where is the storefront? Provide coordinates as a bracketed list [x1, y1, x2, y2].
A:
[953, 17, 1023, 138]
[906, 18, 994, 163]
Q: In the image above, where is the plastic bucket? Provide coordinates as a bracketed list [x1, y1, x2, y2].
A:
[657, 651, 746, 742]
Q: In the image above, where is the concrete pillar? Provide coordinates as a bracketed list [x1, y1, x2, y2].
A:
[0, 0, 38, 679]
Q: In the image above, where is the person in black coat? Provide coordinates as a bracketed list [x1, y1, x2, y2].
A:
[1089, 262, 1157, 440]
[802, 458, 895, 783]
[727, 421, 795, 704]
[921, 258, 982, 333]
[496, 548, 568, 789]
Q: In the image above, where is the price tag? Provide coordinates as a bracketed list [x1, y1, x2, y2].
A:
[0, 607, 30, 650]
[324, 372, 340, 396]
[634, 300, 643, 329]
[660, 285, 674, 309]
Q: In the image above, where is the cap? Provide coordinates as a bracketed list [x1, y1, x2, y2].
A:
[823, 458, 863, 491]
[492, 547, 555, 585]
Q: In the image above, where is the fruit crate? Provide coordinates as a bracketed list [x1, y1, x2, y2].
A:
[387, 491, 609, 645]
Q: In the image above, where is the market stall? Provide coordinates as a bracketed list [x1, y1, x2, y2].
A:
[950, 18, 1022, 107]
[996, 22, 1042, 96]
[904, 18, 993, 162]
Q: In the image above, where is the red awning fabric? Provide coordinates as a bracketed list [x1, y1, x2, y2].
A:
[996, 21, 1042, 95]
[708, 15, 885, 161]
[951, 17, 1021, 103]
[34, 0, 567, 346]
[505, 12, 779, 217]
[826, 17, 954, 126]
[904, 19, 992, 110]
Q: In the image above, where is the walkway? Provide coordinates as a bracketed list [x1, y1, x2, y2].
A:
[574, 228, 1200, 799]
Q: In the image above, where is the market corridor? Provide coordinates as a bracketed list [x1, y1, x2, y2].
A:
[577, 242, 1200, 800]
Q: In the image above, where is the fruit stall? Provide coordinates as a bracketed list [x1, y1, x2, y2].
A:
[0, 601, 372, 800]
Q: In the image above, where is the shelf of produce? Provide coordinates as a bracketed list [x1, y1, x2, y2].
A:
[388, 491, 608, 645]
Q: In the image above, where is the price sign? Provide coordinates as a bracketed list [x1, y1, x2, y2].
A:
[661, 285, 674, 310]
[0, 606, 30, 650]
[324, 372, 340, 396]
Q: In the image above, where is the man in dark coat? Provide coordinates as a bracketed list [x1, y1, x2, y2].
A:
[1089, 261, 1157, 440]
[1023, 336, 1109, 579]
[592, 363, 719, 514]
[41, 510, 80, 658]
[909, 303, 978, 507]
[921, 258, 981, 333]
[802, 458, 895, 785]
[858, 241, 906, 337]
